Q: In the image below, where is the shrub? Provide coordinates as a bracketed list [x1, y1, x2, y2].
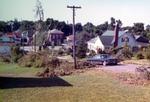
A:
[122, 47, 133, 59]
[88, 50, 96, 57]
[144, 48, 150, 60]
[135, 52, 144, 60]
[66, 48, 73, 55]
[11, 46, 23, 63]
[18, 52, 47, 68]
[76, 41, 87, 58]
[116, 46, 133, 61]
[57, 48, 64, 56]
[48, 57, 60, 68]
[0, 55, 11, 63]
[18, 52, 60, 69]
[33, 55, 46, 68]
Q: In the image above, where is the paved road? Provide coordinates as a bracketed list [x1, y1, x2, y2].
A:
[99, 64, 140, 74]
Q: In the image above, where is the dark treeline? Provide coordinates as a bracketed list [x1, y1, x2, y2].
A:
[0, 17, 150, 40]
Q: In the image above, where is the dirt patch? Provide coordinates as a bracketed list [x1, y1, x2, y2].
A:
[121, 59, 150, 66]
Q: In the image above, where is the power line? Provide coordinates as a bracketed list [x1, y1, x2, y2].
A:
[67, 5, 81, 69]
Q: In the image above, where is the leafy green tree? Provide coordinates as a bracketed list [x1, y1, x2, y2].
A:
[75, 23, 83, 32]
[0, 21, 7, 32]
[145, 25, 150, 40]
[132, 23, 144, 35]
[20, 20, 35, 31]
[95, 21, 108, 36]
[46, 18, 55, 30]
[83, 22, 95, 33]
[12, 19, 20, 31]
[108, 17, 116, 30]
[76, 40, 87, 58]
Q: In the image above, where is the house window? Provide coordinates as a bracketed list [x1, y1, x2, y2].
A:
[121, 37, 129, 42]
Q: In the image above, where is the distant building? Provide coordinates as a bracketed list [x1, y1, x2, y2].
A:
[87, 36, 104, 53]
[0, 33, 16, 55]
[47, 29, 64, 46]
[87, 30, 150, 53]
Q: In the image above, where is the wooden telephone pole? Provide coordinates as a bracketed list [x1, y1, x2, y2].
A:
[67, 5, 81, 69]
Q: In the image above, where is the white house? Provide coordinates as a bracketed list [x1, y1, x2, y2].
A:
[87, 36, 105, 53]
[87, 30, 150, 53]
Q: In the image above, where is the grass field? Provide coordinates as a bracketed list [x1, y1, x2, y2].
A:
[0, 63, 150, 102]
[0, 62, 42, 76]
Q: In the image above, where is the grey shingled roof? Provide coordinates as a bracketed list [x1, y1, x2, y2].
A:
[100, 36, 114, 46]
[100, 30, 125, 46]
[134, 35, 149, 43]
[102, 30, 125, 37]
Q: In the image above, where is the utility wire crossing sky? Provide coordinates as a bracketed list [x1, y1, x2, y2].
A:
[0, 0, 150, 26]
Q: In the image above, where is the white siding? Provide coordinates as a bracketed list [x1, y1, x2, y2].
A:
[87, 36, 105, 53]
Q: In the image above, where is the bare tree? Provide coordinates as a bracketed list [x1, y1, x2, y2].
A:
[34, 0, 44, 21]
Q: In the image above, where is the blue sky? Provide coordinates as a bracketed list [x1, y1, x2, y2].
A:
[0, 0, 150, 26]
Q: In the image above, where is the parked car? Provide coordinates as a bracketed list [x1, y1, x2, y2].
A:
[87, 54, 118, 65]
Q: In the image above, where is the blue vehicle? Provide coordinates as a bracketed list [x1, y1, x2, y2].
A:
[87, 54, 118, 65]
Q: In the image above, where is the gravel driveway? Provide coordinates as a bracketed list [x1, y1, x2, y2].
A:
[99, 64, 140, 74]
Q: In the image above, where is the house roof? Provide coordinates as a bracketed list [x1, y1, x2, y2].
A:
[100, 30, 125, 46]
[134, 35, 149, 43]
[102, 30, 125, 37]
[50, 29, 64, 34]
[136, 42, 150, 47]
[100, 36, 114, 46]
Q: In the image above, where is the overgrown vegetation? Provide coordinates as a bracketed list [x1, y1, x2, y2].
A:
[115, 45, 133, 61]
[134, 52, 145, 60]
[0, 55, 11, 63]
[18, 51, 95, 77]
[133, 46, 150, 60]
[76, 40, 87, 58]
[11, 46, 24, 63]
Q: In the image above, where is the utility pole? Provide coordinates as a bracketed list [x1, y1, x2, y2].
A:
[67, 5, 81, 69]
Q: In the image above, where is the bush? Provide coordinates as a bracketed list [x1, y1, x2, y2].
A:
[11, 46, 23, 63]
[135, 52, 144, 60]
[66, 48, 73, 55]
[144, 48, 150, 60]
[57, 48, 64, 56]
[116, 46, 133, 61]
[88, 50, 96, 57]
[18, 52, 47, 68]
[122, 47, 133, 59]
[18, 52, 60, 69]
[76, 41, 87, 58]
[0, 55, 11, 63]
[48, 57, 60, 68]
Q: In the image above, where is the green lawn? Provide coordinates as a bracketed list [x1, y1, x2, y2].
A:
[0, 63, 150, 102]
[0, 63, 41, 76]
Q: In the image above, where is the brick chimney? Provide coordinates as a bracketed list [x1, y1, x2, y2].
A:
[113, 22, 119, 48]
